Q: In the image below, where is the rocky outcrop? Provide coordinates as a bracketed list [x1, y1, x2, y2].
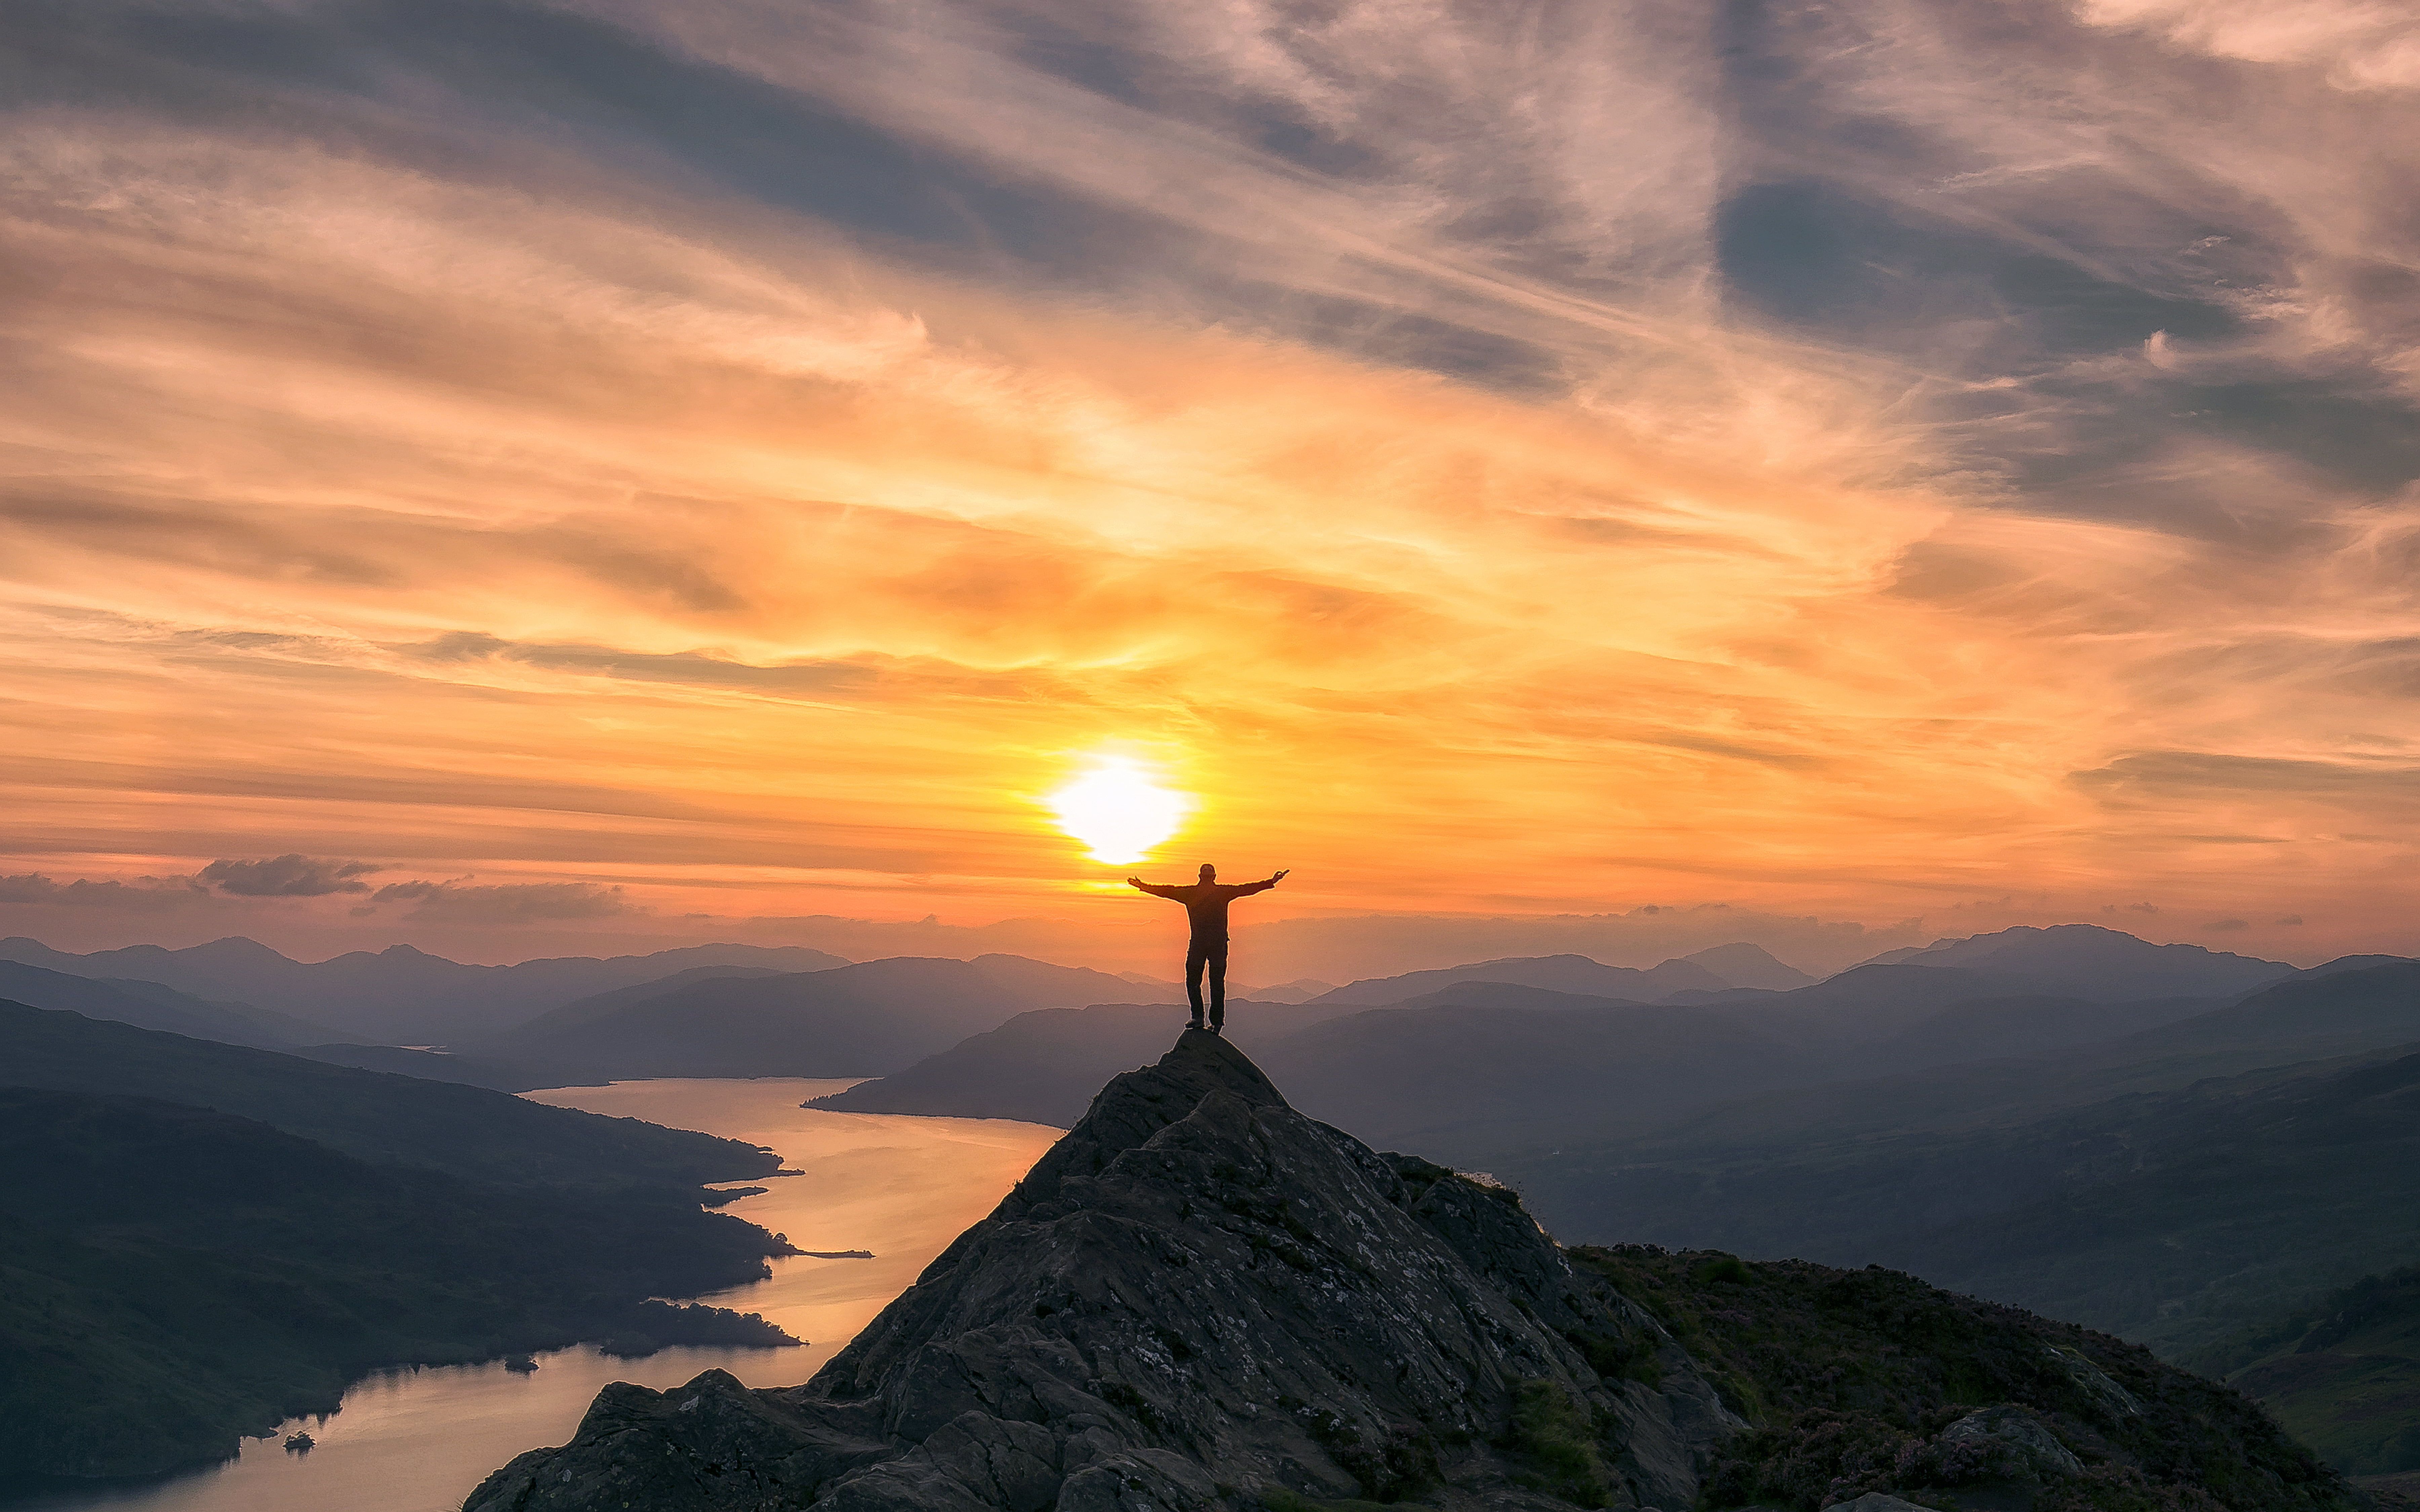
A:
[467, 1030, 1739, 1511]
[1935, 1404, 2083, 1481]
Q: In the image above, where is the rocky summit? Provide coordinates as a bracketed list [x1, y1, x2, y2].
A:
[466, 1030, 2358, 1512]
[466, 1030, 1741, 1510]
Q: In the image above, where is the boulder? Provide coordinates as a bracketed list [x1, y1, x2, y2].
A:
[1935, 1404, 2084, 1481]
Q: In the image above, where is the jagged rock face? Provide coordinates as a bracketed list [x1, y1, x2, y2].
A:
[467, 1031, 1738, 1511]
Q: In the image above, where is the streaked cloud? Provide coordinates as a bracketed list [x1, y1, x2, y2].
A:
[367, 880, 635, 923]
[0, 0, 2414, 969]
[199, 854, 384, 896]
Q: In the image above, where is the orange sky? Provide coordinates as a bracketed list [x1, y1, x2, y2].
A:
[3, 1, 2417, 973]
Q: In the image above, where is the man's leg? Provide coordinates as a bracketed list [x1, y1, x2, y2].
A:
[1184, 941, 1208, 1028]
[1207, 941, 1228, 1032]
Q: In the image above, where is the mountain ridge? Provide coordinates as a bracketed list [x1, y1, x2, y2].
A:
[472, 954, 1182, 1081]
[469, 1031, 2356, 1512]
[0, 1001, 775, 1191]
[0, 959, 334, 1049]
[0, 936, 853, 1044]
[1858, 923, 2295, 1001]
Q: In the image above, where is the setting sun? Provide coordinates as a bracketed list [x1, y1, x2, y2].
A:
[1044, 757, 1192, 865]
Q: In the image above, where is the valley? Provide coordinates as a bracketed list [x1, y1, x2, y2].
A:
[7, 920, 2419, 1502]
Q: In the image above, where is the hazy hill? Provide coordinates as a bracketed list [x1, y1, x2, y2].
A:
[473, 953, 1175, 1080]
[1262, 970, 2221, 1151]
[1505, 1031, 2420, 1361]
[807, 999, 1362, 1124]
[494, 962, 792, 1038]
[1860, 922, 2294, 1000]
[1261, 994, 1810, 1149]
[1236, 976, 1337, 1003]
[0, 936, 850, 1044]
[2196, 1264, 2420, 1476]
[1680, 939, 1818, 989]
[2121, 959, 2420, 1059]
[0, 1001, 776, 1190]
[824, 965, 2228, 1151]
[1901, 1046, 2420, 1354]
[284, 1042, 578, 1092]
[0, 1086, 793, 1482]
[1309, 951, 1731, 1005]
[815, 945, 2396, 1168]
[1545, 958, 2420, 1171]
[0, 959, 332, 1049]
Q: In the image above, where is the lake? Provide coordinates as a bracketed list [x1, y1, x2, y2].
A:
[5, 1079, 1061, 1512]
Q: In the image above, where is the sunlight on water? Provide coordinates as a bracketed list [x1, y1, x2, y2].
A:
[5, 1080, 1060, 1512]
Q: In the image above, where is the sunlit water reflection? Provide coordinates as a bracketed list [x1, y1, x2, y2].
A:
[6, 1080, 1061, 1512]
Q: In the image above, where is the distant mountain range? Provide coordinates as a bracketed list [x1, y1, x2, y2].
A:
[0, 921, 2300, 1074]
[0, 936, 850, 1044]
[0, 959, 336, 1049]
[822, 931, 2420, 1384]
[823, 953, 2257, 1148]
[470, 954, 1182, 1080]
[1864, 922, 2296, 1000]
[1309, 951, 1731, 1005]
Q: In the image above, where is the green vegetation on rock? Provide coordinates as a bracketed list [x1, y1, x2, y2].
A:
[1571, 1244, 2353, 1512]
[1508, 1379, 1613, 1507]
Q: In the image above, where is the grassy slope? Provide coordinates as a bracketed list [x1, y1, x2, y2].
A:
[2190, 1266, 2420, 1476]
[0, 1088, 795, 1482]
[1571, 1245, 2354, 1512]
[1883, 1049, 2420, 1354]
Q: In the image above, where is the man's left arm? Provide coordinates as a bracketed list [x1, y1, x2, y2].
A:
[1236, 868, 1290, 895]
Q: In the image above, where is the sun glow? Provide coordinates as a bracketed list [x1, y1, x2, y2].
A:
[1044, 756, 1193, 865]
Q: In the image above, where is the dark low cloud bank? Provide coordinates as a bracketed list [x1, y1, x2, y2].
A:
[199, 854, 384, 896]
[0, 873, 203, 912]
[0, 866, 632, 929]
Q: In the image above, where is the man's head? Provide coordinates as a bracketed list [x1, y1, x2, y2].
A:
[1198, 863, 1216, 882]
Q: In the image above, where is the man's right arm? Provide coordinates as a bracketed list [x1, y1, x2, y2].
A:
[1128, 878, 1178, 898]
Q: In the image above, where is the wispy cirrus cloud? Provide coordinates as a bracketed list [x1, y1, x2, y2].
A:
[0, 0, 2414, 966]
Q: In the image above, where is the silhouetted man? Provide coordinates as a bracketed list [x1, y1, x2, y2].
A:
[1127, 863, 1289, 1033]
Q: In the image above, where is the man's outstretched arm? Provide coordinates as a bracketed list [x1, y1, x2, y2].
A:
[1127, 877, 1180, 898]
[1235, 868, 1290, 895]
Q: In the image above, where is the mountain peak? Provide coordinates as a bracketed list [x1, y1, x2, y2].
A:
[468, 1027, 2359, 1512]
[1681, 941, 1817, 990]
[468, 1030, 1741, 1510]
[186, 936, 296, 964]
[1858, 923, 2292, 1001]
[1006, 1028, 1287, 1209]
